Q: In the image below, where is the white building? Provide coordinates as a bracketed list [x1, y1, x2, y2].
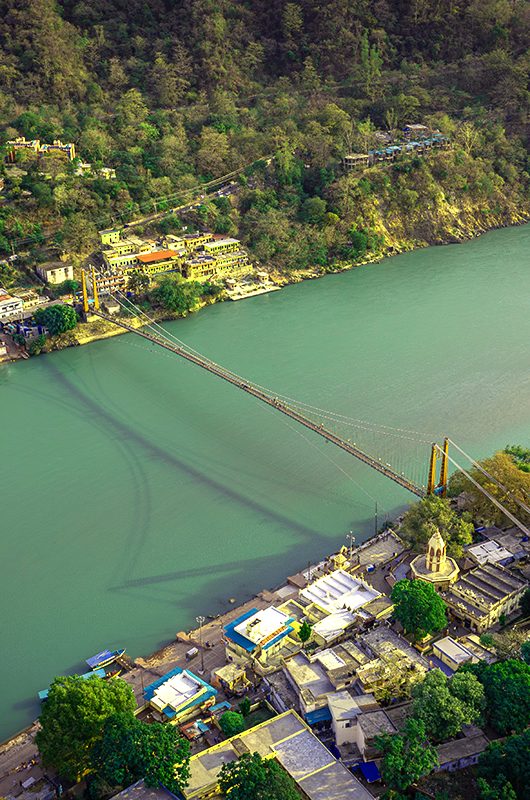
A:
[0, 290, 24, 321]
[36, 262, 74, 285]
[328, 691, 363, 745]
[224, 606, 295, 672]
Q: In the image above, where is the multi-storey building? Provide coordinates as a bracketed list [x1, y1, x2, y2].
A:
[442, 562, 527, 633]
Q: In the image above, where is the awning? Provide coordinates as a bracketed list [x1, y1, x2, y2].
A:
[360, 761, 381, 783]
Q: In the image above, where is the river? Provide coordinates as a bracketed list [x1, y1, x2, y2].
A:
[1, 224, 530, 740]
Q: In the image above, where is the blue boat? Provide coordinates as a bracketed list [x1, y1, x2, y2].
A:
[38, 668, 106, 701]
[86, 648, 125, 670]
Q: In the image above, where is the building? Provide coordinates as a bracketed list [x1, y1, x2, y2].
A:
[0, 290, 24, 321]
[467, 540, 514, 567]
[6, 137, 76, 163]
[211, 250, 250, 273]
[283, 652, 335, 725]
[300, 569, 392, 644]
[110, 779, 180, 800]
[435, 731, 490, 772]
[352, 709, 397, 759]
[136, 249, 183, 275]
[144, 666, 216, 724]
[203, 237, 240, 257]
[224, 606, 296, 673]
[328, 691, 364, 746]
[183, 709, 374, 800]
[342, 153, 370, 172]
[35, 262, 74, 285]
[355, 627, 429, 700]
[403, 124, 431, 139]
[0, 340, 8, 357]
[92, 272, 129, 295]
[443, 562, 527, 633]
[181, 232, 215, 252]
[432, 636, 478, 672]
[410, 530, 459, 591]
[210, 663, 251, 696]
[100, 228, 121, 246]
[182, 255, 218, 280]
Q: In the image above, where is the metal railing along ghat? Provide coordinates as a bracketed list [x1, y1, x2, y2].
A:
[94, 312, 424, 498]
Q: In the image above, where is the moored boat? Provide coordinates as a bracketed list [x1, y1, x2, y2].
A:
[86, 648, 125, 670]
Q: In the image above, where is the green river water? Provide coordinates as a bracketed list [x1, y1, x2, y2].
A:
[1, 224, 530, 740]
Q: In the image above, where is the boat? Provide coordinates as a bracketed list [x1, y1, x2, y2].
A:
[86, 648, 125, 670]
[38, 668, 106, 701]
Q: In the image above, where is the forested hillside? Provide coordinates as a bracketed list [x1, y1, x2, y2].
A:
[1, 0, 529, 272]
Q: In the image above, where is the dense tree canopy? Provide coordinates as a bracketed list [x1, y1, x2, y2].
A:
[399, 496, 473, 558]
[34, 304, 77, 335]
[478, 730, 530, 800]
[462, 659, 530, 735]
[219, 711, 246, 737]
[411, 668, 485, 741]
[391, 579, 447, 640]
[218, 752, 300, 800]
[448, 451, 530, 528]
[375, 717, 438, 792]
[36, 676, 136, 781]
[0, 0, 528, 275]
[90, 712, 190, 795]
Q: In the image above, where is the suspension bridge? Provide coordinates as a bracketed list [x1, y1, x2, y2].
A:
[80, 267, 530, 534]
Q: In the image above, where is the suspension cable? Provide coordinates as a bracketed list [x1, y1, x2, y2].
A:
[448, 439, 530, 511]
[435, 445, 529, 535]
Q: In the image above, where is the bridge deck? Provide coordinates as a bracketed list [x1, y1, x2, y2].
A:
[93, 311, 424, 498]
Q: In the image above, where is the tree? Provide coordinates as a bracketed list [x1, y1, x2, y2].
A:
[128, 273, 150, 295]
[149, 275, 202, 314]
[448, 451, 530, 528]
[391, 579, 447, 640]
[34, 304, 77, 336]
[411, 669, 485, 741]
[375, 718, 438, 792]
[519, 588, 530, 618]
[219, 711, 245, 737]
[90, 712, 190, 794]
[298, 620, 312, 646]
[36, 676, 136, 781]
[478, 730, 530, 800]
[218, 751, 300, 800]
[520, 640, 530, 664]
[462, 659, 530, 735]
[299, 197, 327, 225]
[239, 697, 251, 717]
[399, 495, 473, 558]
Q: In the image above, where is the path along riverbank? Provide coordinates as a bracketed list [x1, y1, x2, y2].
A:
[0, 529, 403, 797]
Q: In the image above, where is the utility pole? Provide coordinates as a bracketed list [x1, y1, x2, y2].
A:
[196, 615, 205, 674]
[346, 531, 355, 561]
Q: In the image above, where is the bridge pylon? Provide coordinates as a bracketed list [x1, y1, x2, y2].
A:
[81, 269, 89, 314]
[437, 437, 449, 497]
[427, 443, 438, 495]
[91, 267, 100, 311]
[426, 438, 449, 496]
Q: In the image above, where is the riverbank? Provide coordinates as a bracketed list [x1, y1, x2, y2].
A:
[5, 214, 528, 365]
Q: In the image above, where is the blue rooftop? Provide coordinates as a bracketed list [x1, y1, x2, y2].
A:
[224, 608, 295, 653]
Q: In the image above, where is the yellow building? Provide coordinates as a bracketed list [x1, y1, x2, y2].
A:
[182, 255, 218, 281]
[203, 237, 240, 256]
[213, 251, 250, 272]
[181, 232, 215, 252]
[100, 228, 122, 246]
[135, 249, 183, 275]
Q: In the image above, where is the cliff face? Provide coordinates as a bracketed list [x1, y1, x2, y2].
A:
[344, 152, 529, 256]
